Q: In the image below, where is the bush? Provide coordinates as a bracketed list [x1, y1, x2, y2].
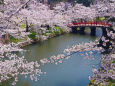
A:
[112, 61, 115, 63]
[20, 22, 26, 29]
[28, 31, 37, 41]
[95, 17, 105, 21]
[9, 35, 21, 43]
[54, 26, 63, 35]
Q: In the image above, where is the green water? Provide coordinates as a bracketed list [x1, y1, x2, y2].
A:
[1, 33, 101, 86]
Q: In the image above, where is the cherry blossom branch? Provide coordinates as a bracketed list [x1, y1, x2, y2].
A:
[8, 0, 32, 19]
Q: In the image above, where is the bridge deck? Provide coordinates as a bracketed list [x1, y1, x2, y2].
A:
[68, 22, 111, 27]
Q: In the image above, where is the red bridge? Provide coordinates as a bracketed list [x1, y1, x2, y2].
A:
[68, 21, 112, 36]
[68, 21, 111, 27]
[68, 21, 115, 50]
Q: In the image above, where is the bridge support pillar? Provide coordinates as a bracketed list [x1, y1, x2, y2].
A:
[79, 27, 85, 34]
[72, 26, 78, 33]
[90, 27, 96, 36]
[102, 27, 107, 37]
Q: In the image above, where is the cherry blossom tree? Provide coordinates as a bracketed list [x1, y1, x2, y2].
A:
[91, 0, 115, 18]
[0, 0, 115, 85]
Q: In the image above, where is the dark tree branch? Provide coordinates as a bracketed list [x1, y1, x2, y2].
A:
[8, 0, 32, 19]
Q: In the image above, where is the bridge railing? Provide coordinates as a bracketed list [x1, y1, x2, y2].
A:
[68, 21, 111, 27]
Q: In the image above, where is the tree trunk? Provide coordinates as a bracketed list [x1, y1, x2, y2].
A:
[26, 20, 29, 32]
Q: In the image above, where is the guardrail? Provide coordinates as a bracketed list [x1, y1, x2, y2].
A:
[68, 22, 111, 27]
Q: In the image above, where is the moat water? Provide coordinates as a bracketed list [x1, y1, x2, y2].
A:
[2, 29, 102, 86]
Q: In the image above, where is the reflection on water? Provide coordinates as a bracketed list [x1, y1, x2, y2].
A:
[1, 33, 102, 86]
[22, 34, 98, 61]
